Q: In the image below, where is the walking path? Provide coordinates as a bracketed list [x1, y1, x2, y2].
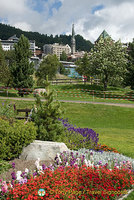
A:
[0, 96, 134, 108]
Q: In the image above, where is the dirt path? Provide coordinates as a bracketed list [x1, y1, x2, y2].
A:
[0, 97, 134, 108]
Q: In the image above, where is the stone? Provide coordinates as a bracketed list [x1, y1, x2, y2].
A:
[19, 140, 70, 161]
[34, 88, 46, 96]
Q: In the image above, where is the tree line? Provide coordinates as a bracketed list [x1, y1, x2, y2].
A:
[0, 23, 93, 52]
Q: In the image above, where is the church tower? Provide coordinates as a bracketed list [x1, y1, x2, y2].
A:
[71, 24, 76, 54]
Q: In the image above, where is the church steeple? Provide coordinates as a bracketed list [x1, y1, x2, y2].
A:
[71, 24, 76, 54]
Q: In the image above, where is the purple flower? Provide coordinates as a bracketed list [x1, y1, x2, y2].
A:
[58, 118, 99, 150]
[12, 162, 15, 169]
[11, 171, 16, 180]
[98, 161, 102, 165]
[42, 164, 47, 170]
[33, 172, 37, 176]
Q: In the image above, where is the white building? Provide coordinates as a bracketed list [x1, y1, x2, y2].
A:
[43, 43, 71, 59]
[0, 35, 36, 55]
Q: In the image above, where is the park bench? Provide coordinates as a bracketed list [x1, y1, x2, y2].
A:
[16, 108, 31, 120]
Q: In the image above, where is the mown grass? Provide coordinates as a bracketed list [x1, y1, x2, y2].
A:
[124, 191, 134, 200]
[61, 102, 134, 158]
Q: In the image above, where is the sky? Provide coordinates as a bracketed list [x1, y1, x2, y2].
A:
[0, 0, 134, 43]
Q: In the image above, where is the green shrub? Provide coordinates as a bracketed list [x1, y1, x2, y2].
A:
[31, 76, 65, 141]
[0, 119, 37, 160]
[0, 160, 12, 174]
[31, 93, 65, 141]
[0, 101, 16, 121]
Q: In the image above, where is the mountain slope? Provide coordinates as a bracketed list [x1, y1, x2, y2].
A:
[0, 23, 93, 51]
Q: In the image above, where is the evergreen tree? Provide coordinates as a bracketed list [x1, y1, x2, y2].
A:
[31, 76, 64, 141]
[60, 51, 67, 61]
[11, 34, 34, 96]
[0, 42, 12, 86]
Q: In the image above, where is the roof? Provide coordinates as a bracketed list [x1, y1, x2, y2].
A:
[96, 30, 111, 42]
[8, 34, 19, 41]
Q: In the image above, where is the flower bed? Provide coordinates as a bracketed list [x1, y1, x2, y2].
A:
[5, 166, 134, 200]
[1, 149, 134, 200]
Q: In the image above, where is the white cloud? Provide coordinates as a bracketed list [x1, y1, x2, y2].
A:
[0, 0, 134, 43]
[13, 22, 32, 32]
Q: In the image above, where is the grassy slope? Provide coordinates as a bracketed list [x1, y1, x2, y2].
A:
[61, 102, 134, 158]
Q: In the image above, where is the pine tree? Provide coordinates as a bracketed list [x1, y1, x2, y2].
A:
[31, 76, 64, 141]
[11, 34, 34, 96]
[0, 42, 12, 86]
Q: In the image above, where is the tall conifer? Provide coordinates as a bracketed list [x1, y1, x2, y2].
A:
[11, 34, 34, 96]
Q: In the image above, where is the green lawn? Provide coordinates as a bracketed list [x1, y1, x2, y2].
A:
[61, 102, 134, 158]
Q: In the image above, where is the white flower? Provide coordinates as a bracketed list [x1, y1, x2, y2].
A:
[25, 168, 29, 174]
[84, 159, 94, 167]
[38, 166, 43, 171]
[56, 153, 62, 163]
[35, 158, 40, 169]
[16, 171, 22, 181]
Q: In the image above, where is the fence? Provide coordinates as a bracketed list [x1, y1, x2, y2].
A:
[0, 86, 134, 101]
[56, 89, 134, 101]
[50, 78, 100, 85]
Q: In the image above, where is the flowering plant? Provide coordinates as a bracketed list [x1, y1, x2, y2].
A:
[58, 118, 99, 150]
[6, 165, 134, 200]
[1, 149, 134, 200]
[95, 144, 120, 153]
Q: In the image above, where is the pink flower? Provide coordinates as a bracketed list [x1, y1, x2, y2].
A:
[2, 181, 8, 193]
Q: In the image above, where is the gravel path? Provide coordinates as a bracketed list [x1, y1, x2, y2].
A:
[1, 97, 134, 108]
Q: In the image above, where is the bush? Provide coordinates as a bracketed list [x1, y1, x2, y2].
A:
[31, 93, 65, 141]
[0, 160, 12, 174]
[31, 76, 65, 141]
[0, 101, 16, 121]
[0, 119, 37, 160]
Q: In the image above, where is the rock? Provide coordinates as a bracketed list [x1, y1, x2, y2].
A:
[34, 88, 46, 96]
[19, 140, 70, 161]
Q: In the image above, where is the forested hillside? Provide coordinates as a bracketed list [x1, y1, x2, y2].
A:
[0, 23, 93, 51]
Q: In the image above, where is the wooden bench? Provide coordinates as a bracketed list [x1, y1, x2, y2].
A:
[16, 108, 31, 120]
